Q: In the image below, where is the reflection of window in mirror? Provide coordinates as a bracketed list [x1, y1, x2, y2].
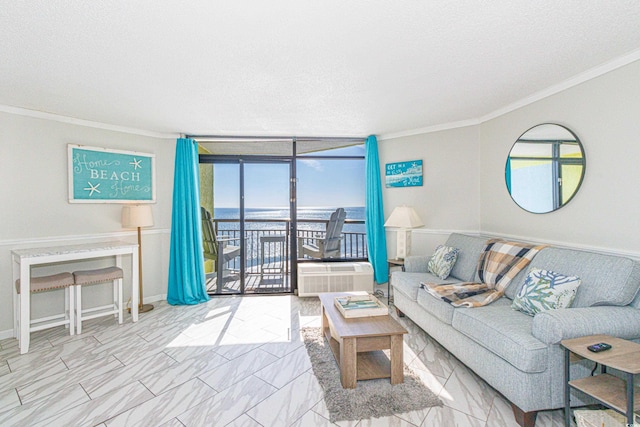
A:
[506, 124, 585, 214]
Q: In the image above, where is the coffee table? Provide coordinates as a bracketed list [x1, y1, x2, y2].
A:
[318, 291, 408, 389]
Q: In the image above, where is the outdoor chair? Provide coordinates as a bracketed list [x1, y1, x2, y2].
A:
[298, 207, 346, 259]
[201, 207, 241, 290]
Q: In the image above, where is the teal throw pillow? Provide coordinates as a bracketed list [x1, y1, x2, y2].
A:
[427, 245, 460, 280]
[512, 268, 581, 316]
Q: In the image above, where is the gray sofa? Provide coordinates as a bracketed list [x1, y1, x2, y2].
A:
[391, 233, 640, 427]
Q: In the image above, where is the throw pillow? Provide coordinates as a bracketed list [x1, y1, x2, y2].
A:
[428, 245, 460, 280]
[511, 268, 581, 316]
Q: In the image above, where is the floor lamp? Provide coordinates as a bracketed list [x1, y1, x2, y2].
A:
[384, 206, 424, 259]
[122, 204, 155, 313]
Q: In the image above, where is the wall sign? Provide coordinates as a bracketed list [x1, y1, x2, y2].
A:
[68, 144, 156, 203]
[385, 160, 423, 188]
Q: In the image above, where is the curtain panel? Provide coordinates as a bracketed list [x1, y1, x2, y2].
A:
[167, 138, 210, 305]
[365, 135, 389, 284]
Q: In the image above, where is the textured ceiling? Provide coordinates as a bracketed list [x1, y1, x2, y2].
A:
[2, 1, 640, 138]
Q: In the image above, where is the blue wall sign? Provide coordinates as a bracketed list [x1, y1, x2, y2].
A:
[385, 160, 423, 188]
[68, 144, 156, 203]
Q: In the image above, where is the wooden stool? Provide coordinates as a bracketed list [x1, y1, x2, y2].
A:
[73, 266, 123, 334]
[14, 272, 76, 341]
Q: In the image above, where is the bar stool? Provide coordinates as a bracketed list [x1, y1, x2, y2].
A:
[13, 272, 76, 341]
[73, 266, 123, 334]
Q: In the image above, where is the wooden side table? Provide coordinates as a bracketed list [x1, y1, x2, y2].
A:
[387, 259, 405, 304]
[561, 334, 640, 426]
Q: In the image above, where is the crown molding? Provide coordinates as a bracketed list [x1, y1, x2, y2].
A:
[378, 118, 481, 141]
[479, 47, 640, 123]
[3, 49, 639, 141]
[379, 48, 640, 141]
[0, 105, 179, 139]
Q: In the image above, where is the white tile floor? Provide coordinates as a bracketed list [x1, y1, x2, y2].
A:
[0, 295, 570, 426]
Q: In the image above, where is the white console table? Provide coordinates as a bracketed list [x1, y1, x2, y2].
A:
[11, 241, 139, 354]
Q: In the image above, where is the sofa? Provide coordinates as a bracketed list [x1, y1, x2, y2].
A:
[391, 233, 640, 427]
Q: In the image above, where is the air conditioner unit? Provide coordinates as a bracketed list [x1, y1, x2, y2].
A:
[297, 262, 374, 297]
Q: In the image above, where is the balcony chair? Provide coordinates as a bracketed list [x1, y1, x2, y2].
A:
[201, 207, 241, 291]
[298, 207, 346, 259]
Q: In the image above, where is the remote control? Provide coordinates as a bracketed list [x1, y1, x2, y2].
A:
[587, 342, 612, 352]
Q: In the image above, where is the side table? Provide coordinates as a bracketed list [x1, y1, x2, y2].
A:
[561, 334, 640, 427]
[387, 258, 405, 304]
[260, 234, 286, 282]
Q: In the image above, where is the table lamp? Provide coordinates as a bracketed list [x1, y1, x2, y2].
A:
[122, 204, 154, 313]
[384, 206, 423, 259]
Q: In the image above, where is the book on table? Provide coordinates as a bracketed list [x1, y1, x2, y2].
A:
[334, 294, 388, 318]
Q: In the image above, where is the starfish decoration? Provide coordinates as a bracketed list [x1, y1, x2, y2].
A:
[130, 158, 142, 170]
[84, 182, 101, 196]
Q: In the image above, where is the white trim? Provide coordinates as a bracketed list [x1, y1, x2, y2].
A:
[378, 118, 480, 141]
[478, 48, 640, 123]
[0, 105, 179, 140]
[410, 228, 481, 236]
[402, 228, 640, 260]
[4, 51, 640, 141]
[480, 230, 640, 261]
[379, 49, 640, 140]
[0, 229, 170, 248]
[0, 293, 169, 341]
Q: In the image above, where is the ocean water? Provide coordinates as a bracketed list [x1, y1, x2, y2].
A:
[214, 206, 365, 233]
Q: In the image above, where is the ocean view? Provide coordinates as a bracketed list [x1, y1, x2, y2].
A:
[211, 206, 367, 266]
[214, 206, 366, 233]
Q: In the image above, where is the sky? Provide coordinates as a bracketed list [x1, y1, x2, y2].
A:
[213, 147, 365, 209]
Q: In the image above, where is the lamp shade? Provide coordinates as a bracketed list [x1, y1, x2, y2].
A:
[122, 205, 154, 228]
[384, 206, 424, 229]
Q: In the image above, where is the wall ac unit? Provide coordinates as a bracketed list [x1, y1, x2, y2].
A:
[297, 262, 374, 297]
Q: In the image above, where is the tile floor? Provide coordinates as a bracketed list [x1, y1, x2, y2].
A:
[0, 294, 571, 426]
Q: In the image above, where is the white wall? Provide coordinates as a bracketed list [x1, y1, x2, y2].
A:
[0, 112, 175, 336]
[479, 60, 640, 256]
[379, 126, 481, 257]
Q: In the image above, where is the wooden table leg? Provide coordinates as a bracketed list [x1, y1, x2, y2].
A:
[390, 334, 404, 385]
[340, 337, 357, 388]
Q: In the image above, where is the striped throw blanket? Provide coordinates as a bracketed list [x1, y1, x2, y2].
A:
[423, 239, 546, 307]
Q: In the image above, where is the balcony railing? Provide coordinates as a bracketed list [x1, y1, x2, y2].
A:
[212, 218, 368, 272]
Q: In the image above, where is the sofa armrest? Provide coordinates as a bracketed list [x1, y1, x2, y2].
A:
[532, 306, 640, 345]
[404, 255, 430, 273]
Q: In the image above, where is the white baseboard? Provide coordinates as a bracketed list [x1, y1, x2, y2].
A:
[0, 294, 169, 342]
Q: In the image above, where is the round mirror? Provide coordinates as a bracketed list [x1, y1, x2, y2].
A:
[505, 124, 585, 214]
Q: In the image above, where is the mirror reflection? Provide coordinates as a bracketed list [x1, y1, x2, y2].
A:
[506, 124, 585, 214]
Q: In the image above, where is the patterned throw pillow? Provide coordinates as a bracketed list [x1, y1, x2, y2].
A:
[427, 245, 460, 280]
[511, 268, 581, 316]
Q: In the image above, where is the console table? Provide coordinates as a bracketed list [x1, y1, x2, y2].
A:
[12, 241, 139, 354]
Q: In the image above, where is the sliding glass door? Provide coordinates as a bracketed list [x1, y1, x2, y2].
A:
[200, 157, 293, 295]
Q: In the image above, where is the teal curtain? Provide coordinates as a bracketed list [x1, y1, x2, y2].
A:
[167, 138, 210, 305]
[365, 135, 389, 283]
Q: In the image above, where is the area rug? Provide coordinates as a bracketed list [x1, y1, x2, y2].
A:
[301, 327, 442, 422]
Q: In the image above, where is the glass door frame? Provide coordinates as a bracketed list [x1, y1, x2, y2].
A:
[199, 154, 297, 295]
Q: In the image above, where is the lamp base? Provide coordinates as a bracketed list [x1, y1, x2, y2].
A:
[128, 303, 154, 313]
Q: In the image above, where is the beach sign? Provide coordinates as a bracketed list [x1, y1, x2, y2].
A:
[68, 144, 156, 203]
[385, 160, 423, 188]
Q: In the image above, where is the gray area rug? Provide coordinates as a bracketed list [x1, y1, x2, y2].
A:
[301, 327, 442, 422]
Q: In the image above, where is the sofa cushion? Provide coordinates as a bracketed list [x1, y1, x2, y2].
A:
[444, 233, 488, 281]
[392, 271, 454, 301]
[416, 287, 456, 325]
[511, 268, 581, 316]
[527, 247, 640, 307]
[428, 245, 459, 279]
[451, 302, 548, 373]
[504, 266, 537, 300]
